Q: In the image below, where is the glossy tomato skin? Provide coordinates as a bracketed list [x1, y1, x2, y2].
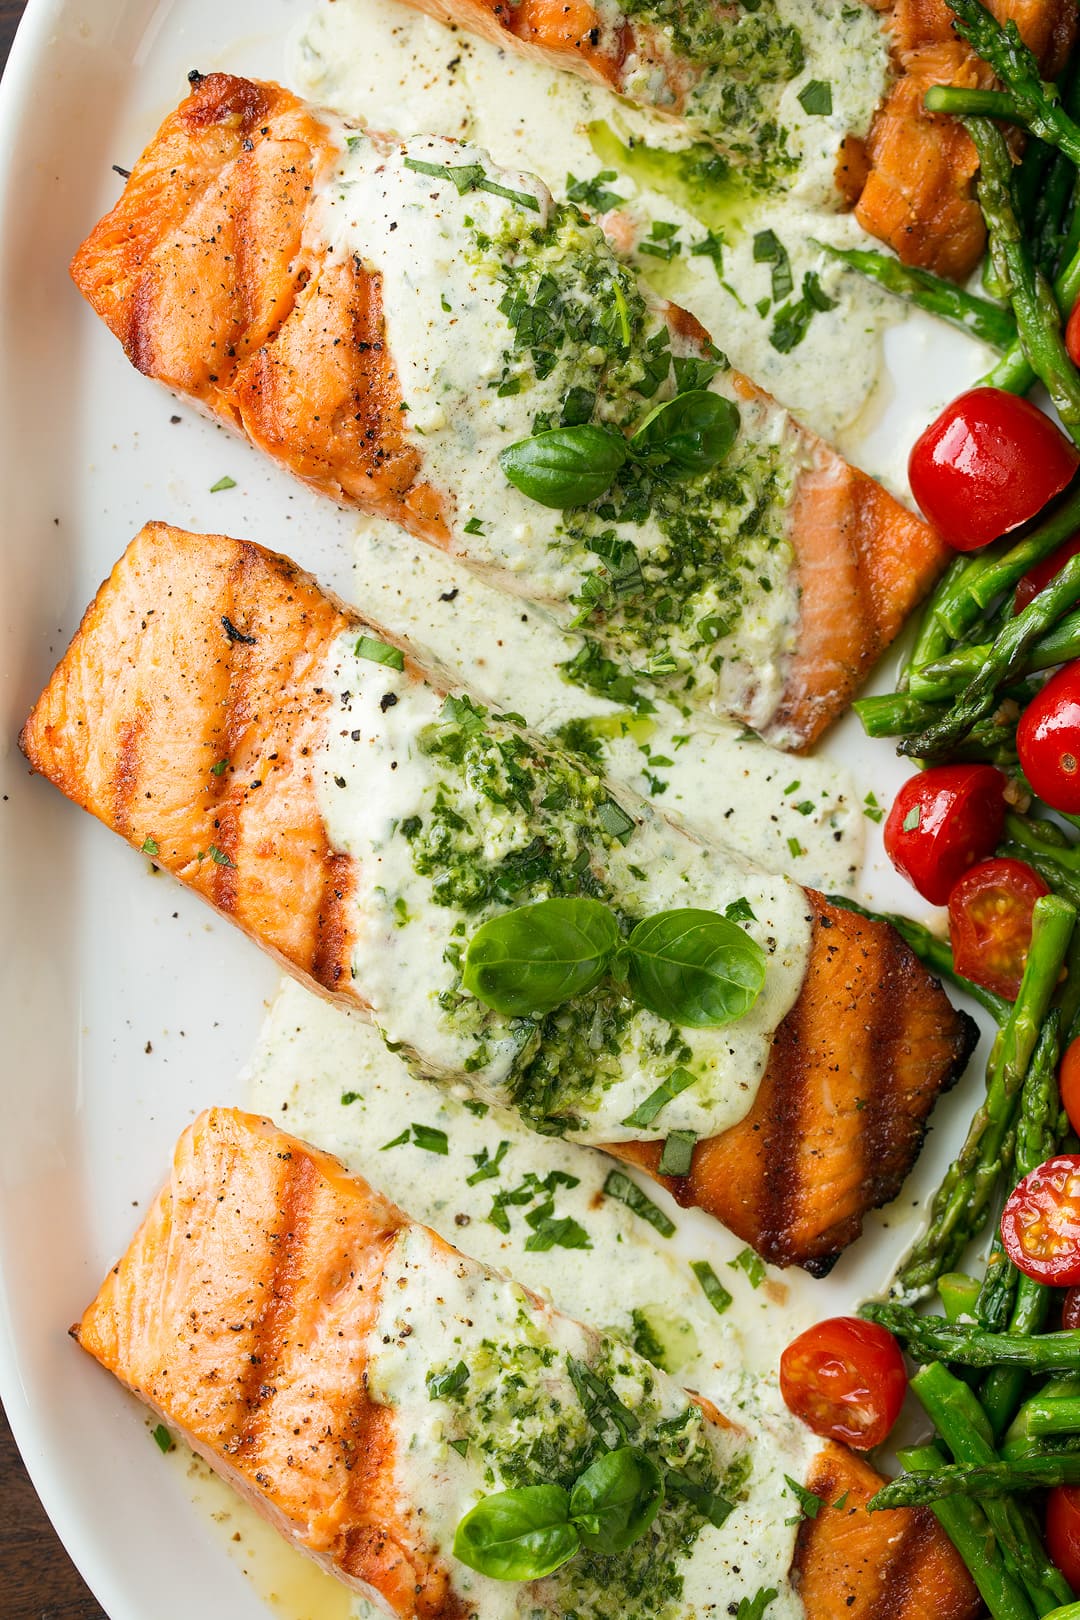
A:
[1048, 1486, 1080, 1590]
[1067, 297, 1080, 370]
[1061, 1037, 1080, 1139]
[948, 858, 1050, 1000]
[1014, 534, 1080, 613]
[1017, 663, 1080, 814]
[883, 765, 1006, 905]
[779, 1316, 906, 1450]
[1001, 1154, 1080, 1287]
[909, 388, 1079, 552]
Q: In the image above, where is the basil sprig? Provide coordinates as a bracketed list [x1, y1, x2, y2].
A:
[498, 389, 740, 510]
[453, 1446, 663, 1582]
[461, 896, 766, 1027]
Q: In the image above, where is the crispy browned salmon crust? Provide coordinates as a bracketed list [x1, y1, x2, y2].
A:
[23, 523, 977, 1271]
[69, 71, 952, 753]
[74, 1108, 980, 1620]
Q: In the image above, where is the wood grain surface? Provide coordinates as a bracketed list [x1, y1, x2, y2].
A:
[1, 13, 110, 1620]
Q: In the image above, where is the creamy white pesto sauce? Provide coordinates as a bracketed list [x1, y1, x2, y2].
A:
[349, 515, 864, 891]
[246, 979, 821, 1619]
[290, 0, 897, 441]
[315, 629, 812, 1141]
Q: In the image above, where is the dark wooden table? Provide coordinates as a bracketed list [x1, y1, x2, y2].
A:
[0, 18, 108, 1620]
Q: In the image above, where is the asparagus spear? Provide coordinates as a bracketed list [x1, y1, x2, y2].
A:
[899, 551, 1080, 760]
[900, 555, 976, 689]
[941, 1270, 986, 1321]
[893, 896, 1075, 1298]
[816, 241, 1017, 348]
[909, 609, 1080, 702]
[940, 0, 1080, 165]
[987, 226, 1080, 394]
[897, 1445, 1040, 1620]
[863, 1303, 1080, 1371]
[964, 117, 1080, 442]
[870, 1452, 1080, 1509]
[1006, 1379, 1080, 1459]
[824, 893, 1009, 1019]
[912, 1362, 1073, 1611]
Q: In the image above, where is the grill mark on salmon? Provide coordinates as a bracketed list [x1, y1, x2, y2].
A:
[793, 1443, 980, 1620]
[69, 72, 952, 753]
[73, 1108, 980, 1620]
[22, 523, 977, 1271]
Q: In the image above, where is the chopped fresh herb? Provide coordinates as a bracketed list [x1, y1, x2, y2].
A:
[356, 633, 405, 671]
[621, 1066, 697, 1128]
[207, 844, 234, 867]
[464, 516, 486, 535]
[427, 1360, 470, 1399]
[403, 154, 540, 212]
[833, 1491, 850, 1511]
[603, 1169, 676, 1238]
[141, 836, 159, 856]
[525, 1213, 592, 1251]
[770, 270, 838, 353]
[863, 792, 884, 824]
[690, 1259, 733, 1317]
[658, 1130, 696, 1176]
[784, 1476, 824, 1523]
[466, 1139, 511, 1185]
[463, 1098, 489, 1117]
[412, 1122, 450, 1155]
[787, 835, 806, 859]
[638, 220, 682, 262]
[380, 1129, 411, 1151]
[902, 805, 921, 831]
[797, 79, 833, 115]
[210, 758, 229, 776]
[752, 229, 793, 302]
[449, 1437, 470, 1457]
[729, 1246, 766, 1288]
[340, 1090, 360, 1106]
[151, 1423, 173, 1454]
[795, 800, 816, 816]
[690, 229, 726, 277]
[596, 797, 636, 844]
[783, 780, 800, 795]
[724, 897, 756, 923]
[736, 1588, 779, 1620]
[565, 169, 626, 213]
[209, 475, 236, 493]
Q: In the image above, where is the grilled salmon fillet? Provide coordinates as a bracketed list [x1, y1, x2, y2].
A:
[69, 71, 950, 753]
[22, 523, 977, 1272]
[854, 0, 1078, 278]
[73, 1108, 981, 1620]
[382, 0, 1073, 280]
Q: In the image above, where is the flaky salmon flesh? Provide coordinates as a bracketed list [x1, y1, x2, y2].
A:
[73, 1108, 981, 1620]
[386, 0, 1076, 280]
[69, 71, 953, 753]
[22, 523, 978, 1273]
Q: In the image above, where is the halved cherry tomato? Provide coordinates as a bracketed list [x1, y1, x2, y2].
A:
[1001, 1154, 1080, 1286]
[883, 765, 1006, 905]
[779, 1316, 906, 1450]
[1014, 534, 1080, 614]
[1067, 296, 1080, 370]
[1061, 1037, 1080, 1139]
[1063, 1286, 1080, 1331]
[1017, 662, 1080, 814]
[909, 388, 1079, 552]
[948, 857, 1050, 1001]
[1048, 1485, 1080, 1590]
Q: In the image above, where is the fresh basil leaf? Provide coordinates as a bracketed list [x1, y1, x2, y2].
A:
[666, 1471, 735, 1528]
[690, 1259, 733, 1317]
[658, 1129, 696, 1177]
[569, 1446, 664, 1553]
[603, 1169, 676, 1238]
[737, 1587, 779, 1620]
[427, 1360, 469, 1399]
[355, 633, 405, 671]
[499, 425, 627, 509]
[629, 390, 740, 478]
[729, 1246, 767, 1288]
[797, 78, 832, 114]
[453, 1485, 579, 1581]
[463, 896, 621, 1017]
[625, 908, 766, 1027]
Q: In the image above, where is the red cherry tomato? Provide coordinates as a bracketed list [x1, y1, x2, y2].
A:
[779, 1316, 906, 1450]
[1014, 534, 1080, 614]
[1001, 1154, 1080, 1286]
[909, 388, 1079, 552]
[1061, 1037, 1080, 1139]
[1064, 1287, 1080, 1331]
[1067, 297, 1080, 370]
[1048, 1486, 1080, 1589]
[948, 857, 1050, 1001]
[883, 765, 1006, 905]
[1018, 662, 1080, 814]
